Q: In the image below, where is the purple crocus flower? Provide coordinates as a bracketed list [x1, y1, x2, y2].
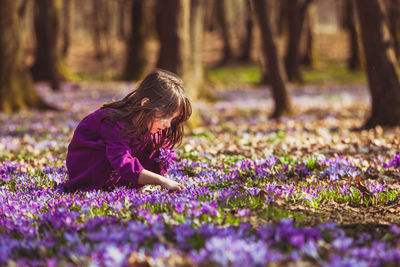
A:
[237, 209, 250, 217]
[366, 182, 386, 197]
[332, 237, 354, 251]
[325, 255, 368, 267]
[389, 154, 400, 169]
[246, 187, 260, 196]
[389, 225, 400, 236]
[265, 156, 278, 167]
[289, 234, 304, 247]
[154, 148, 176, 170]
[174, 202, 186, 214]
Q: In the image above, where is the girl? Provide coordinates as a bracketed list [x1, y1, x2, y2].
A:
[61, 69, 191, 192]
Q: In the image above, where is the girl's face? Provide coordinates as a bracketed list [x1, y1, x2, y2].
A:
[149, 111, 180, 134]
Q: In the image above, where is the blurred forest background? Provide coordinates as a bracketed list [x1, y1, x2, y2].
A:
[1, 0, 400, 128]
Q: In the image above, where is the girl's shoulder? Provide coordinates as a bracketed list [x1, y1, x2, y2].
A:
[76, 108, 129, 134]
[95, 108, 130, 129]
[95, 108, 135, 142]
[80, 108, 106, 121]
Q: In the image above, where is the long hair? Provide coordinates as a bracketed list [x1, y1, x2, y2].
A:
[101, 69, 192, 149]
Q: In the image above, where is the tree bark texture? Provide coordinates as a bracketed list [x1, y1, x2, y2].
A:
[354, 0, 400, 127]
[284, 0, 313, 83]
[0, 0, 52, 113]
[122, 0, 152, 81]
[31, 0, 71, 90]
[156, 0, 206, 128]
[252, 0, 293, 118]
[156, 0, 190, 79]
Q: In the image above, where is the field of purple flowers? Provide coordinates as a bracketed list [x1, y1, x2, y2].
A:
[0, 83, 399, 266]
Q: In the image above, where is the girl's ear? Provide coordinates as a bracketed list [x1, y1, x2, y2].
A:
[141, 98, 149, 106]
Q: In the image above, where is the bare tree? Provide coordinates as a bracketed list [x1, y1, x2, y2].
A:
[239, 0, 254, 62]
[156, 0, 207, 127]
[188, 0, 207, 98]
[31, 0, 71, 90]
[341, 0, 362, 70]
[117, 0, 128, 40]
[277, 0, 287, 37]
[91, 0, 111, 60]
[216, 0, 235, 64]
[354, 0, 400, 127]
[156, 0, 190, 79]
[300, 7, 316, 68]
[122, 0, 153, 80]
[284, 0, 313, 82]
[252, 0, 293, 118]
[0, 0, 52, 113]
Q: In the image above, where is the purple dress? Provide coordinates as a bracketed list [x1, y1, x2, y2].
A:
[62, 108, 170, 192]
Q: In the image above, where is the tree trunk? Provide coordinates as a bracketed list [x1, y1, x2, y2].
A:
[188, 0, 205, 96]
[259, 52, 270, 85]
[31, 0, 71, 90]
[0, 0, 53, 113]
[122, 0, 152, 81]
[156, 0, 190, 79]
[157, 0, 205, 99]
[388, 0, 400, 59]
[117, 0, 127, 40]
[277, 0, 288, 37]
[216, 0, 235, 65]
[18, 0, 30, 18]
[204, 0, 217, 32]
[342, 0, 362, 71]
[62, 0, 72, 57]
[91, 0, 111, 60]
[300, 7, 316, 68]
[252, 0, 293, 118]
[239, 0, 254, 62]
[284, 0, 313, 83]
[156, 0, 206, 127]
[354, 0, 400, 128]
[259, 0, 279, 85]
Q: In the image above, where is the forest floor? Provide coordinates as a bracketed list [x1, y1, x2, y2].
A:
[0, 81, 399, 265]
[2, 31, 398, 265]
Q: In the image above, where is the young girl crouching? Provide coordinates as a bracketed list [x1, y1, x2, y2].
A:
[61, 69, 191, 193]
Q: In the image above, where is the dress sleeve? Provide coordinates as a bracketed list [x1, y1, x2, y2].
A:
[100, 119, 143, 187]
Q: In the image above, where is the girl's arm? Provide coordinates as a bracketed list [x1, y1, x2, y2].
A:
[101, 119, 183, 191]
[138, 169, 184, 191]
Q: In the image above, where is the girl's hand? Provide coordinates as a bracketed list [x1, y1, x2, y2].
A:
[138, 169, 184, 192]
[162, 178, 185, 192]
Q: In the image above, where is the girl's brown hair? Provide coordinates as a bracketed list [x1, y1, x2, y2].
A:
[101, 69, 192, 149]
